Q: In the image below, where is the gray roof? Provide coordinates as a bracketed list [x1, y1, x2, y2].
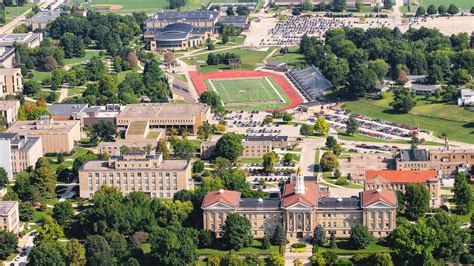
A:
[28, 10, 61, 24]
[288, 65, 333, 100]
[146, 10, 219, 23]
[410, 84, 439, 92]
[218, 15, 248, 28]
[400, 149, 428, 162]
[0, 201, 17, 215]
[155, 23, 194, 41]
[318, 197, 360, 209]
[245, 135, 288, 142]
[460, 89, 474, 97]
[266, 61, 286, 67]
[48, 104, 88, 116]
[238, 198, 281, 210]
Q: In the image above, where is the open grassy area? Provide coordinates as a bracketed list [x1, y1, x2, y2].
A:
[4, 3, 35, 23]
[270, 46, 305, 67]
[187, 47, 276, 74]
[420, 0, 472, 9]
[239, 157, 264, 164]
[63, 50, 102, 66]
[67, 87, 86, 97]
[319, 240, 390, 255]
[342, 94, 474, 144]
[321, 172, 364, 189]
[197, 240, 279, 256]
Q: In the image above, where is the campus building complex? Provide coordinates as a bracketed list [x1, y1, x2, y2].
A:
[0, 201, 20, 233]
[364, 170, 442, 208]
[274, 0, 375, 6]
[0, 133, 43, 179]
[0, 68, 23, 98]
[78, 151, 193, 199]
[202, 173, 397, 239]
[0, 100, 20, 127]
[116, 103, 210, 135]
[7, 116, 81, 153]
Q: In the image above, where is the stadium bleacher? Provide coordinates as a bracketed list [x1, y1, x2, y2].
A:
[286, 65, 333, 101]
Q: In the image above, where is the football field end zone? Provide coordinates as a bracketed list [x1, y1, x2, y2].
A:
[189, 70, 303, 110]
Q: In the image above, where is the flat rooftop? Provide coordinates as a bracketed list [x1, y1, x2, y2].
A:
[0, 32, 41, 47]
[117, 103, 209, 119]
[81, 159, 190, 171]
[0, 68, 20, 75]
[245, 135, 288, 142]
[28, 10, 61, 24]
[0, 201, 16, 215]
[146, 10, 219, 23]
[0, 100, 19, 110]
[7, 120, 80, 134]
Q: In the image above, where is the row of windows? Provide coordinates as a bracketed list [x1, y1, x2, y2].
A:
[87, 172, 178, 179]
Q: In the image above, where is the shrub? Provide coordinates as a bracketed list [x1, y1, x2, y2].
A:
[291, 242, 307, 248]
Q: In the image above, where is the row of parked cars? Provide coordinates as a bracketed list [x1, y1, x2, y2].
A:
[327, 121, 394, 141]
[356, 143, 399, 151]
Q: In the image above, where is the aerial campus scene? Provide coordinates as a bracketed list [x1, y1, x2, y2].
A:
[0, 0, 472, 265]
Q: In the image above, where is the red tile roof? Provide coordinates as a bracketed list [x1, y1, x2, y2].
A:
[201, 190, 241, 208]
[282, 181, 319, 207]
[365, 170, 438, 183]
[361, 189, 397, 207]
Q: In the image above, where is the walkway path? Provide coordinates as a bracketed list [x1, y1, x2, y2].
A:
[284, 241, 313, 266]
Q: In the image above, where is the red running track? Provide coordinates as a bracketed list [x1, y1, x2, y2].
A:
[189, 70, 303, 111]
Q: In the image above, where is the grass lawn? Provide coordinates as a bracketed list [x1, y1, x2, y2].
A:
[270, 46, 305, 67]
[63, 50, 102, 66]
[284, 153, 301, 163]
[4, 3, 35, 23]
[171, 73, 187, 82]
[420, 0, 472, 9]
[189, 47, 276, 74]
[239, 157, 264, 164]
[204, 76, 291, 111]
[67, 87, 85, 97]
[197, 240, 279, 256]
[342, 94, 474, 144]
[30, 70, 52, 83]
[336, 130, 442, 146]
[190, 139, 202, 150]
[319, 241, 390, 255]
[321, 172, 364, 189]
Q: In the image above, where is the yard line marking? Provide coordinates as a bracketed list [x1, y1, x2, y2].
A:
[264, 76, 286, 103]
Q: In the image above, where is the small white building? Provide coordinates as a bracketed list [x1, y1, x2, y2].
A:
[458, 89, 474, 106]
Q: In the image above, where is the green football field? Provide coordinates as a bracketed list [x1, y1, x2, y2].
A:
[204, 77, 290, 110]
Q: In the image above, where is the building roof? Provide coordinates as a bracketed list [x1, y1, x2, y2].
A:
[48, 104, 88, 116]
[460, 89, 474, 98]
[361, 189, 397, 207]
[238, 198, 280, 210]
[7, 119, 80, 134]
[0, 32, 41, 47]
[245, 135, 288, 142]
[155, 23, 193, 41]
[318, 197, 360, 209]
[365, 170, 438, 183]
[81, 158, 190, 171]
[266, 61, 286, 67]
[0, 201, 17, 215]
[400, 148, 428, 161]
[288, 65, 333, 100]
[117, 103, 209, 119]
[202, 190, 241, 208]
[410, 84, 439, 93]
[146, 10, 219, 23]
[0, 68, 20, 75]
[217, 15, 248, 28]
[0, 100, 19, 111]
[282, 180, 319, 208]
[28, 10, 61, 24]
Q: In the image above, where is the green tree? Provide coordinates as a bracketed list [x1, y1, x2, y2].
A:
[262, 234, 271, 249]
[325, 136, 337, 150]
[23, 80, 42, 96]
[391, 87, 417, 113]
[404, 183, 430, 220]
[447, 4, 459, 15]
[263, 152, 279, 173]
[64, 239, 86, 266]
[215, 133, 244, 162]
[329, 230, 337, 248]
[349, 225, 373, 249]
[199, 91, 222, 109]
[149, 226, 197, 266]
[19, 201, 34, 221]
[91, 121, 116, 142]
[333, 143, 343, 156]
[0, 230, 17, 260]
[427, 4, 437, 15]
[263, 116, 273, 125]
[156, 138, 170, 159]
[172, 137, 195, 160]
[53, 201, 74, 225]
[332, 0, 346, 11]
[272, 224, 286, 245]
[312, 225, 325, 246]
[300, 124, 314, 136]
[223, 213, 253, 250]
[222, 34, 229, 44]
[345, 115, 359, 135]
[314, 117, 330, 136]
[438, 5, 447, 14]
[452, 173, 473, 215]
[372, 253, 394, 266]
[311, 251, 326, 266]
[198, 121, 214, 141]
[28, 244, 66, 266]
[383, 0, 393, 9]
[105, 231, 129, 260]
[192, 159, 205, 173]
[416, 6, 426, 16]
[368, 59, 389, 82]
[320, 152, 339, 171]
[35, 215, 65, 244]
[0, 167, 7, 190]
[282, 112, 293, 123]
[452, 69, 471, 85]
[86, 234, 116, 265]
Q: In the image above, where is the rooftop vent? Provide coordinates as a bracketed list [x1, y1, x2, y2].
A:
[257, 198, 263, 203]
[376, 188, 382, 193]
[218, 189, 224, 194]
[337, 198, 342, 202]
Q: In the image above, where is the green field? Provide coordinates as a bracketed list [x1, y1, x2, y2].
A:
[420, 0, 472, 9]
[342, 94, 474, 144]
[204, 76, 290, 110]
[4, 3, 35, 23]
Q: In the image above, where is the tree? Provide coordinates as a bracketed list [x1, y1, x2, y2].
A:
[272, 224, 286, 245]
[332, 143, 343, 156]
[19, 201, 34, 221]
[105, 231, 129, 260]
[262, 234, 271, 249]
[345, 115, 359, 135]
[226, 6, 235, 15]
[86, 235, 115, 265]
[60, 32, 85, 58]
[332, 0, 346, 11]
[416, 6, 426, 16]
[311, 251, 326, 266]
[300, 124, 314, 136]
[199, 91, 222, 109]
[372, 253, 393, 266]
[346, 64, 375, 96]
[28, 244, 65, 266]
[447, 4, 459, 15]
[198, 121, 214, 141]
[368, 59, 389, 82]
[156, 138, 170, 159]
[404, 183, 429, 220]
[438, 5, 447, 14]
[391, 87, 417, 113]
[163, 51, 175, 66]
[452, 173, 473, 215]
[53, 201, 74, 225]
[427, 4, 437, 15]
[192, 160, 205, 174]
[320, 152, 339, 171]
[91, 121, 116, 142]
[0, 230, 17, 260]
[64, 239, 86, 266]
[325, 136, 337, 150]
[452, 69, 471, 85]
[263, 152, 278, 173]
[471, 6, 474, 14]
[35, 215, 65, 244]
[0, 167, 7, 190]
[383, 0, 393, 9]
[168, 0, 186, 9]
[222, 34, 229, 44]
[215, 133, 243, 162]
[282, 112, 293, 123]
[198, 230, 213, 248]
[349, 225, 373, 249]
[223, 213, 253, 250]
[263, 116, 273, 125]
[314, 117, 329, 136]
[172, 137, 195, 159]
[312, 225, 325, 246]
[329, 231, 337, 248]
[23, 80, 42, 96]
[236, 6, 250, 16]
[149, 226, 197, 266]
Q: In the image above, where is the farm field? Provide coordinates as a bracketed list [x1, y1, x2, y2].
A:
[342, 95, 474, 144]
[204, 76, 290, 110]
